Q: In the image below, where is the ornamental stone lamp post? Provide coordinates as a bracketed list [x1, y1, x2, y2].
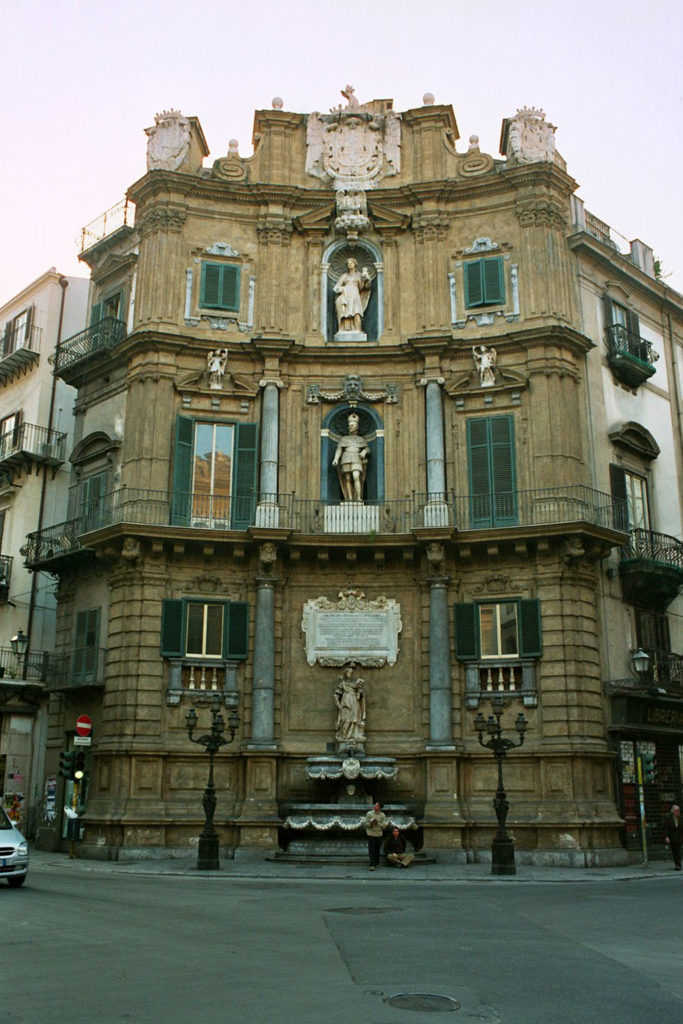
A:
[186, 693, 240, 870]
[474, 695, 527, 875]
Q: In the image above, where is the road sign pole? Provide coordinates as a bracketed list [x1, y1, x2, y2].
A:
[637, 755, 648, 866]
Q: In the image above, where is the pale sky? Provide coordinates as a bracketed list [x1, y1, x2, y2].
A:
[2, 0, 682, 304]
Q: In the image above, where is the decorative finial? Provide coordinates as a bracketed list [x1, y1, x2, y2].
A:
[468, 134, 480, 152]
[272, 97, 284, 110]
[228, 139, 239, 155]
[423, 92, 435, 106]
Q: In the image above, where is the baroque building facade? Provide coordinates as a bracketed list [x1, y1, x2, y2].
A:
[28, 93, 683, 863]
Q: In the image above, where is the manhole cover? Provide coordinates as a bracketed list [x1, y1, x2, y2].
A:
[325, 907, 395, 915]
[385, 993, 460, 1012]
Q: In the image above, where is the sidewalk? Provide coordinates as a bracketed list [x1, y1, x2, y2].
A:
[26, 846, 682, 884]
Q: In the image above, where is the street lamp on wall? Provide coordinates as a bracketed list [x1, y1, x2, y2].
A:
[631, 648, 651, 679]
[10, 629, 28, 656]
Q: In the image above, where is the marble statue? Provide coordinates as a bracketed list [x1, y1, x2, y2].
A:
[145, 109, 191, 171]
[334, 258, 372, 334]
[334, 667, 366, 747]
[332, 412, 370, 502]
[504, 107, 557, 165]
[473, 344, 497, 387]
[207, 348, 228, 389]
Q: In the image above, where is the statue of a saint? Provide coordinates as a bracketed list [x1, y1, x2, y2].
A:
[334, 258, 372, 334]
[207, 348, 228, 389]
[334, 667, 366, 748]
[473, 344, 497, 387]
[332, 412, 370, 502]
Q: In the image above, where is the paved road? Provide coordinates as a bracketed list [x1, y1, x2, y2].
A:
[4, 860, 682, 1024]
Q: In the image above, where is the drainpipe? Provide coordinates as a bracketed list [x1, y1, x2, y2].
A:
[25, 275, 69, 674]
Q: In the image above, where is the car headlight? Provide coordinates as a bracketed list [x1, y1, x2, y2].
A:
[16, 842, 28, 855]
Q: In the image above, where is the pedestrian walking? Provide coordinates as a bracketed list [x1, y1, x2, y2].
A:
[384, 826, 414, 868]
[363, 801, 388, 870]
[663, 803, 682, 870]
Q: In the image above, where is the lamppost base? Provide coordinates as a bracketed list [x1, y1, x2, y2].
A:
[197, 835, 220, 871]
[491, 837, 516, 875]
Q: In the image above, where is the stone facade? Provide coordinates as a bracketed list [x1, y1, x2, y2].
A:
[29, 91, 683, 864]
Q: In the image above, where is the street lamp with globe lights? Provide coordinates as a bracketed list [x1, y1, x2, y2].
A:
[185, 692, 240, 870]
[474, 693, 528, 875]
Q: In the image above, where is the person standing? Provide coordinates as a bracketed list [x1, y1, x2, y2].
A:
[363, 802, 388, 871]
[663, 803, 682, 870]
[384, 827, 414, 868]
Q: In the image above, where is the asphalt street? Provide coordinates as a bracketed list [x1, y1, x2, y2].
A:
[4, 858, 683, 1024]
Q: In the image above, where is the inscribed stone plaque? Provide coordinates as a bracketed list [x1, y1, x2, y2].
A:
[302, 589, 401, 667]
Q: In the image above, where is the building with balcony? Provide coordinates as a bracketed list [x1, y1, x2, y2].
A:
[29, 96, 682, 865]
[0, 268, 88, 835]
[569, 202, 683, 850]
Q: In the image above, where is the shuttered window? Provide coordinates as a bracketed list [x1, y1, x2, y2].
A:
[160, 599, 249, 660]
[609, 464, 650, 532]
[467, 416, 517, 527]
[464, 257, 505, 308]
[454, 600, 542, 660]
[73, 608, 101, 681]
[170, 416, 257, 529]
[200, 262, 241, 312]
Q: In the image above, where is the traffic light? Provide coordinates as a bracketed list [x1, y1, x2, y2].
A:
[74, 750, 86, 780]
[641, 750, 657, 783]
[59, 750, 77, 780]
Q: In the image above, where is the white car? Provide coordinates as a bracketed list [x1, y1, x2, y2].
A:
[0, 806, 29, 887]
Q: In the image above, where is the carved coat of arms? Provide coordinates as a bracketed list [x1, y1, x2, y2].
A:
[145, 109, 191, 171]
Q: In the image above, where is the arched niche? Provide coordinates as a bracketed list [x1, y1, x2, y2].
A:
[320, 404, 384, 503]
[322, 239, 383, 343]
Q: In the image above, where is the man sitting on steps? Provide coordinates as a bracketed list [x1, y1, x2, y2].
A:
[384, 827, 414, 868]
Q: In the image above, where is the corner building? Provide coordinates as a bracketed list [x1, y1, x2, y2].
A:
[29, 93, 682, 863]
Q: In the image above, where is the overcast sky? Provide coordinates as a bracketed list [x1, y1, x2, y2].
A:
[2, 0, 682, 304]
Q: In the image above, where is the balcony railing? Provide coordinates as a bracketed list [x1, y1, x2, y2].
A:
[606, 324, 658, 370]
[448, 484, 624, 533]
[0, 422, 67, 468]
[0, 323, 41, 382]
[53, 317, 127, 379]
[0, 647, 50, 682]
[23, 519, 83, 565]
[47, 647, 107, 691]
[621, 529, 683, 572]
[80, 198, 134, 253]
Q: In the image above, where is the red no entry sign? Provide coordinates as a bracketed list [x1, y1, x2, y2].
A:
[75, 715, 92, 737]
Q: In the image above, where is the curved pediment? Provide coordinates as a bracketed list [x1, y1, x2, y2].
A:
[608, 421, 660, 461]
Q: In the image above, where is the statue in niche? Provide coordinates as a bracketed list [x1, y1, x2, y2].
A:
[207, 348, 228, 389]
[332, 412, 370, 502]
[334, 257, 372, 334]
[334, 667, 366, 748]
[473, 344, 497, 387]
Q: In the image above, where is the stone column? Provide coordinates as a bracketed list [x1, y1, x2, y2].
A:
[256, 380, 281, 527]
[250, 578, 276, 747]
[420, 376, 448, 526]
[428, 575, 452, 746]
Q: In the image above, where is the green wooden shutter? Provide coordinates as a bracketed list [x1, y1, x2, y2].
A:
[483, 258, 504, 304]
[626, 310, 646, 361]
[73, 610, 88, 678]
[224, 601, 249, 660]
[464, 260, 483, 308]
[231, 423, 258, 529]
[161, 599, 185, 657]
[467, 418, 492, 527]
[90, 302, 103, 326]
[519, 599, 542, 657]
[490, 416, 517, 525]
[454, 603, 479, 660]
[220, 266, 240, 311]
[84, 609, 100, 679]
[171, 415, 194, 525]
[609, 464, 629, 531]
[200, 263, 221, 307]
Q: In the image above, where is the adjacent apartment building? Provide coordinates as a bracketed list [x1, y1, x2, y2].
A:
[26, 93, 683, 863]
[0, 269, 87, 833]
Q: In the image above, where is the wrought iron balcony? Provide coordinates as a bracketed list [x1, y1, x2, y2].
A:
[47, 647, 107, 691]
[53, 317, 126, 382]
[23, 518, 83, 567]
[0, 422, 67, 473]
[0, 322, 41, 383]
[80, 198, 134, 253]
[0, 647, 50, 682]
[619, 528, 683, 608]
[605, 324, 659, 387]
[444, 484, 623, 533]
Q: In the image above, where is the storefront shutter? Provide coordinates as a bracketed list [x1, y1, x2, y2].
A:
[160, 599, 185, 657]
[519, 599, 542, 657]
[454, 603, 479, 659]
[171, 415, 193, 525]
[231, 423, 258, 529]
